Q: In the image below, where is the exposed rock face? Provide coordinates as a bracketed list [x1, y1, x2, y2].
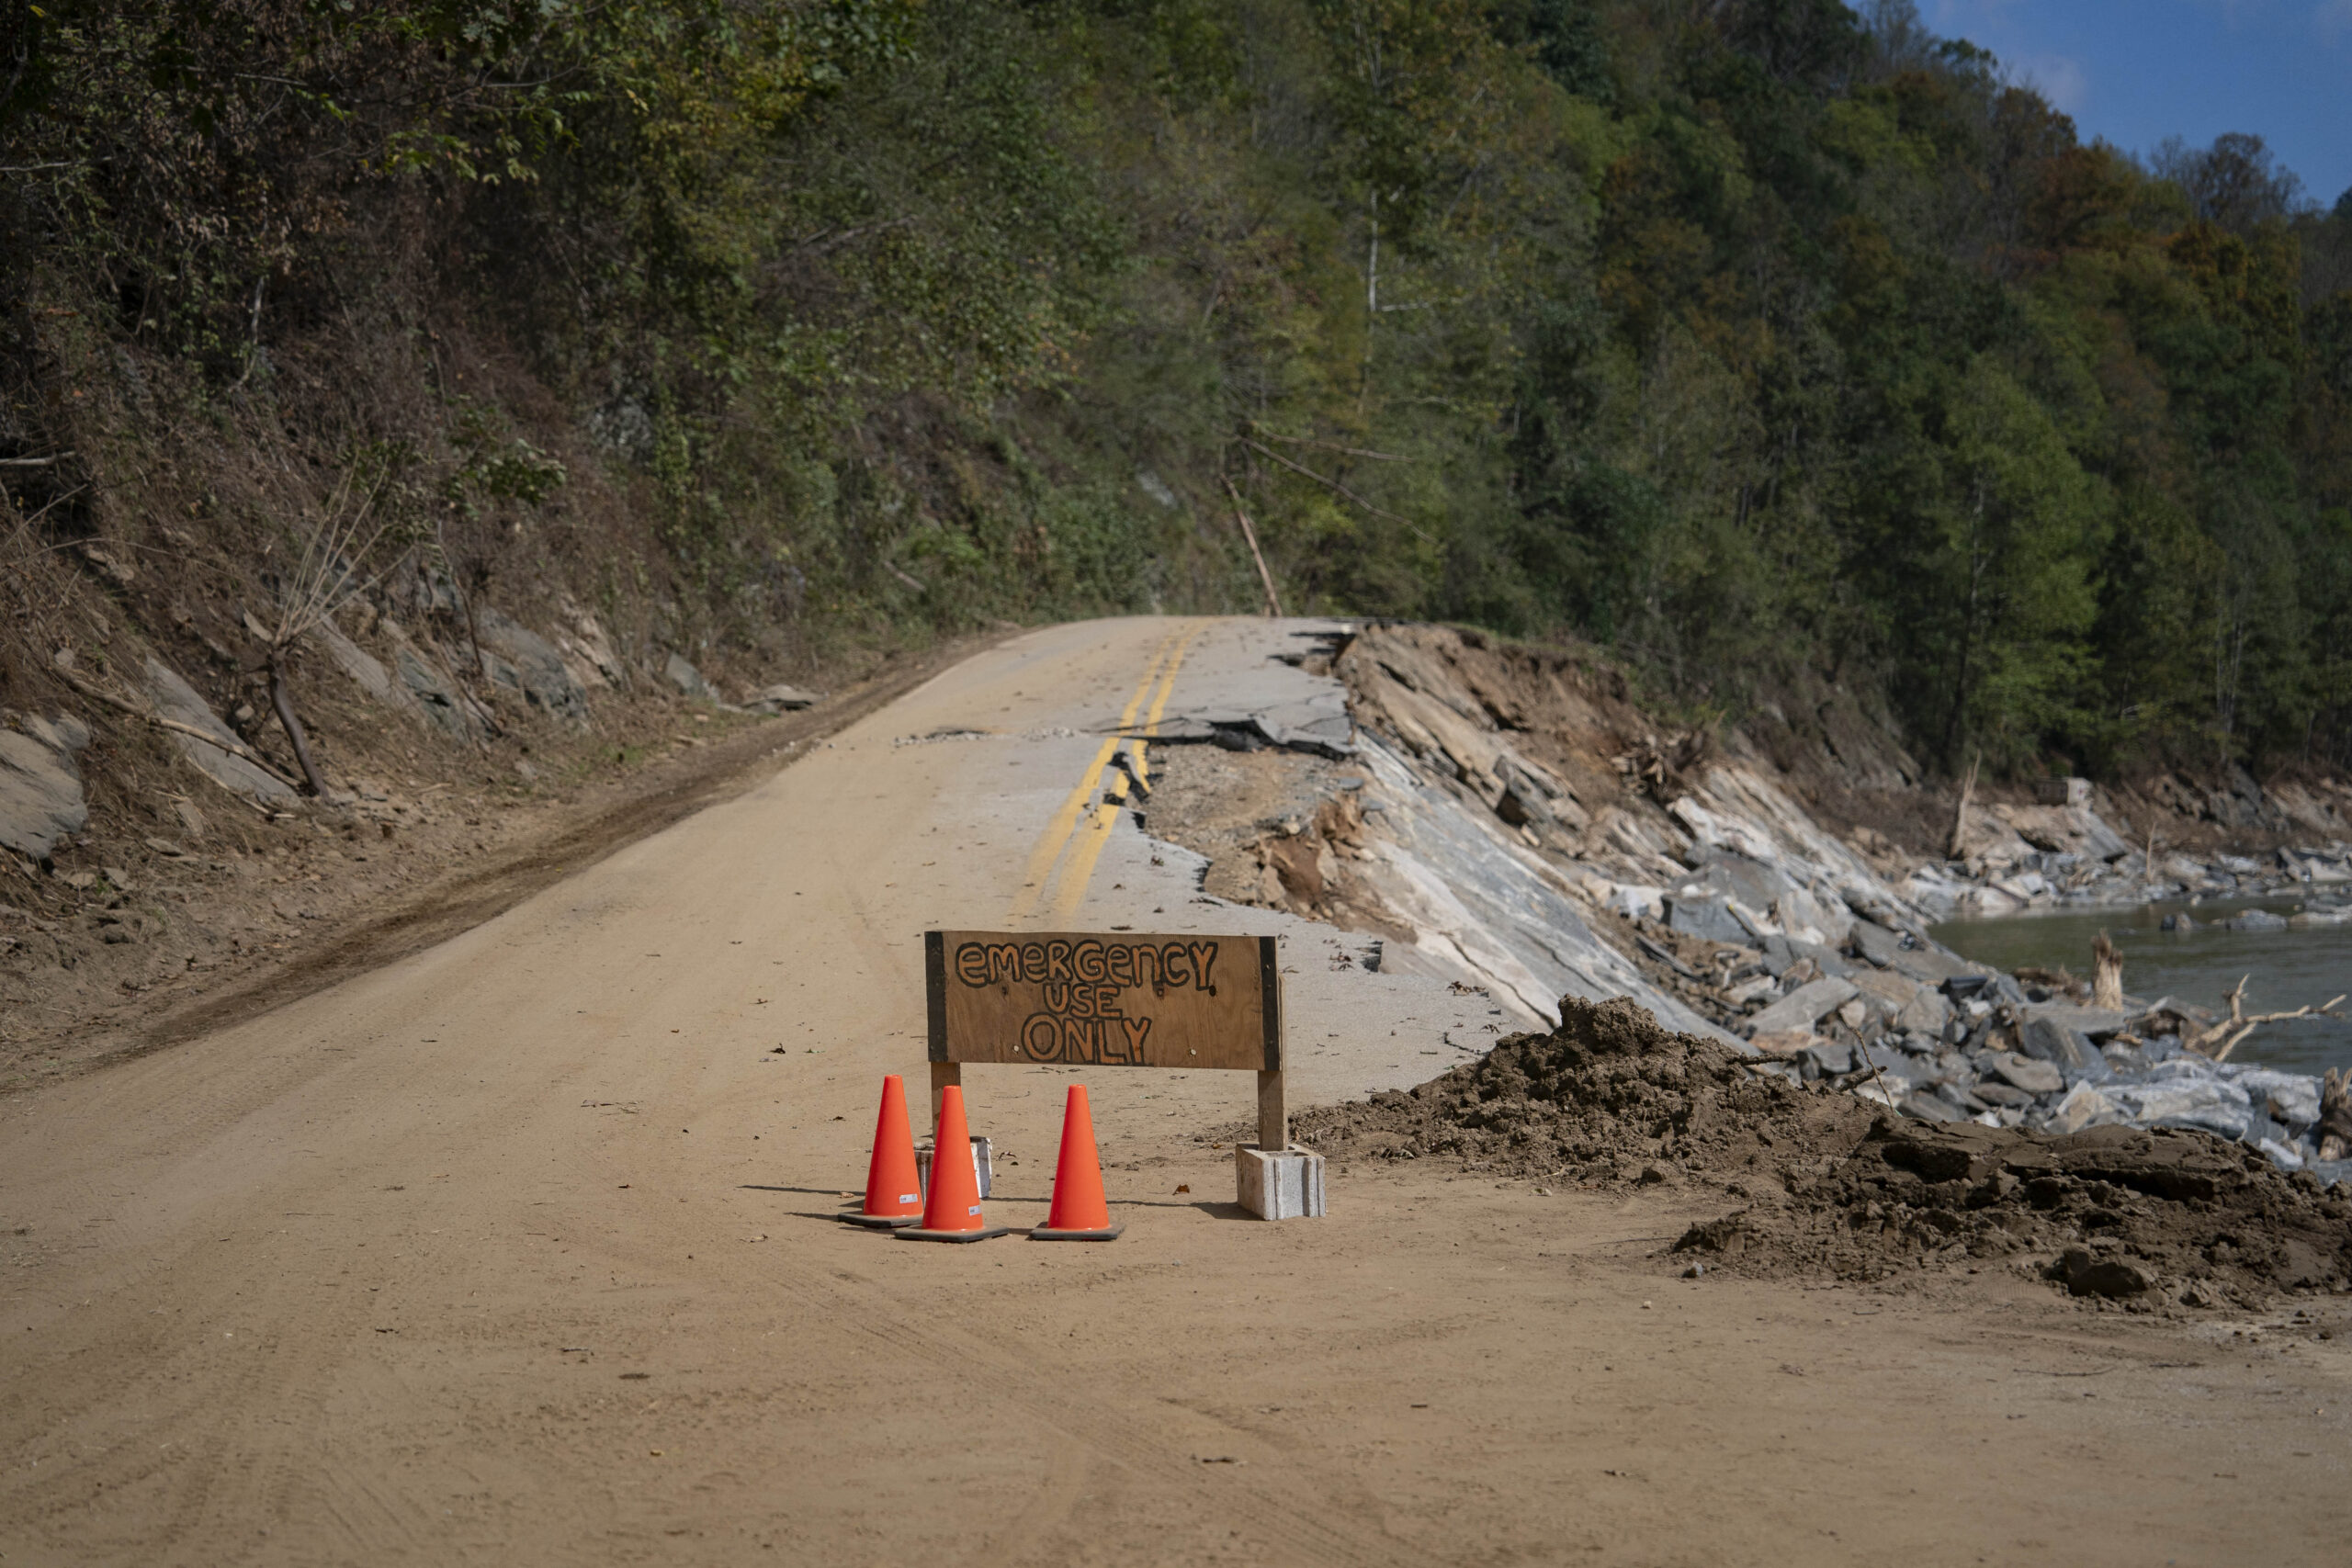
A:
[141, 659, 298, 802]
[312, 619, 424, 722]
[476, 606, 591, 726]
[383, 625, 486, 741]
[0, 716, 92, 862]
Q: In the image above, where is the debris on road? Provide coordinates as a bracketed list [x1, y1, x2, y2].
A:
[1299, 994, 2352, 1308]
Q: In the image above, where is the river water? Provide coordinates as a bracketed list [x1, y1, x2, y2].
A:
[1932, 899, 2352, 1077]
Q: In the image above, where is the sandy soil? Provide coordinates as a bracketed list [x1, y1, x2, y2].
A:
[3, 617, 2347, 1566]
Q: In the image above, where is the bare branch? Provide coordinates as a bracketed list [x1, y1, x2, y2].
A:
[1219, 476, 1283, 619]
[49, 661, 304, 793]
[2193, 975, 2348, 1062]
[1247, 426, 1409, 462]
[1238, 438, 1431, 543]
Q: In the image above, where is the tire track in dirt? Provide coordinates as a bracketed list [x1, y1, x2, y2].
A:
[28, 631, 1009, 1090]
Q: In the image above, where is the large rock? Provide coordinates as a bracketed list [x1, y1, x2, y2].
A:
[477, 606, 591, 726]
[1666, 891, 1748, 945]
[1758, 931, 1852, 979]
[142, 659, 298, 802]
[2018, 1014, 2106, 1077]
[2104, 1077, 2254, 1141]
[1745, 976, 1859, 1037]
[1986, 1053, 2064, 1097]
[747, 682, 821, 713]
[2047, 1080, 2117, 1134]
[0, 716, 91, 862]
[663, 651, 718, 702]
[2021, 1002, 2131, 1041]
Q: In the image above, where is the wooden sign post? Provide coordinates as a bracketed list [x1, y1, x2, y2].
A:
[923, 931, 1309, 1213]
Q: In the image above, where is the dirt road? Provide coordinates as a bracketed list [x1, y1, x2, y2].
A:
[4, 617, 2347, 1565]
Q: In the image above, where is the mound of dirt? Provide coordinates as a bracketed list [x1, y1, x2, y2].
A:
[1299, 996, 2352, 1309]
[1679, 1117, 2352, 1311]
[1295, 994, 1874, 1184]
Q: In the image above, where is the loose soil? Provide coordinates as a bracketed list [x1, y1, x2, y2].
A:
[1299, 995, 2352, 1313]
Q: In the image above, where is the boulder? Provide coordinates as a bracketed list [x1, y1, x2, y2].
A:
[663, 651, 718, 702]
[1758, 931, 1852, 979]
[0, 716, 91, 862]
[2226, 1067, 2321, 1130]
[2221, 908, 2289, 932]
[2048, 1080, 2117, 1134]
[1987, 1054, 2064, 1097]
[746, 682, 821, 713]
[2052, 1247, 2153, 1299]
[476, 606, 591, 725]
[142, 659, 298, 802]
[1744, 976, 1859, 1037]
[2018, 1015, 2104, 1077]
[1667, 892, 1748, 945]
[2020, 1002, 2131, 1041]
[2103, 1077, 2255, 1141]
[1799, 1040, 1854, 1078]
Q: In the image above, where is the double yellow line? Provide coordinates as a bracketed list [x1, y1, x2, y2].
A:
[1008, 621, 1205, 923]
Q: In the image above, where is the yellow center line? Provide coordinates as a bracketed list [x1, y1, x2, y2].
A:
[1006, 628, 1180, 921]
[1047, 621, 1204, 921]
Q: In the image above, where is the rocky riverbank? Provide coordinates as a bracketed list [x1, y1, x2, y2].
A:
[1147, 621, 2352, 1186]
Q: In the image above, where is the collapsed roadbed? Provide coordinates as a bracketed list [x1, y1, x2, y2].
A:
[1144, 620, 2352, 1181]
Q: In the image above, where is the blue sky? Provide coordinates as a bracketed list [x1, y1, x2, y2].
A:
[1921, 1, 2352, 208]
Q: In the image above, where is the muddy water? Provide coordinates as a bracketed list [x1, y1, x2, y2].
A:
[1933, 899, 2352, 1077]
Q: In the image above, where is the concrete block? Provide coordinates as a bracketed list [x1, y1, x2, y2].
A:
[1236, 1143, 1326, 1220]
[916, 1136, 992, 1200]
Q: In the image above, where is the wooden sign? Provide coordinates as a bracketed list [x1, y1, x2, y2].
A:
[924, 931, 1281, 1072]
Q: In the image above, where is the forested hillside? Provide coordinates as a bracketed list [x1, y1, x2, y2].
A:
[5, 0, 2350, 780]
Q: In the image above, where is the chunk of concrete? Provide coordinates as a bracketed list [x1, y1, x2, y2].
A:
[1744, 976, 1859, 1038]
[1236, 1144, 1326, 1220]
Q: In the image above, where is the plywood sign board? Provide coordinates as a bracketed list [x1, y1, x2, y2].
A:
[925, 931, 1281, 1072]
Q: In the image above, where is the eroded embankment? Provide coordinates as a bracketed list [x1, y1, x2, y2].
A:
[1297, 996, 2352, 1313]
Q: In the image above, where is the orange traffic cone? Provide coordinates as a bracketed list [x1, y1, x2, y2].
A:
[897, 1084, 1012, 1243]
[842, 1075, 924, 1229]
[1031, 1084, 1123, 1241]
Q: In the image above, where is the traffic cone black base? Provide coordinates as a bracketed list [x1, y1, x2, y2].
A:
[1028, 1221, 1125, 1242]
[894, 1224, 1014, 1244]
[839, 1210, 921, 1230]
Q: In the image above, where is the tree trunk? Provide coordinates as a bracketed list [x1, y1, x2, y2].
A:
[268, 649, 330, 797]
[2091, 930, 2123, 1010]
[1946, 750, 1979, 861]
[2321, 1069, 2350, 1163]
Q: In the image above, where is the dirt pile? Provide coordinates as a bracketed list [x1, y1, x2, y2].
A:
[1679, 1117, 2352, 1310]
[1299, 996, 2352, 1309]
[1295, 994, 1875, 1184]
